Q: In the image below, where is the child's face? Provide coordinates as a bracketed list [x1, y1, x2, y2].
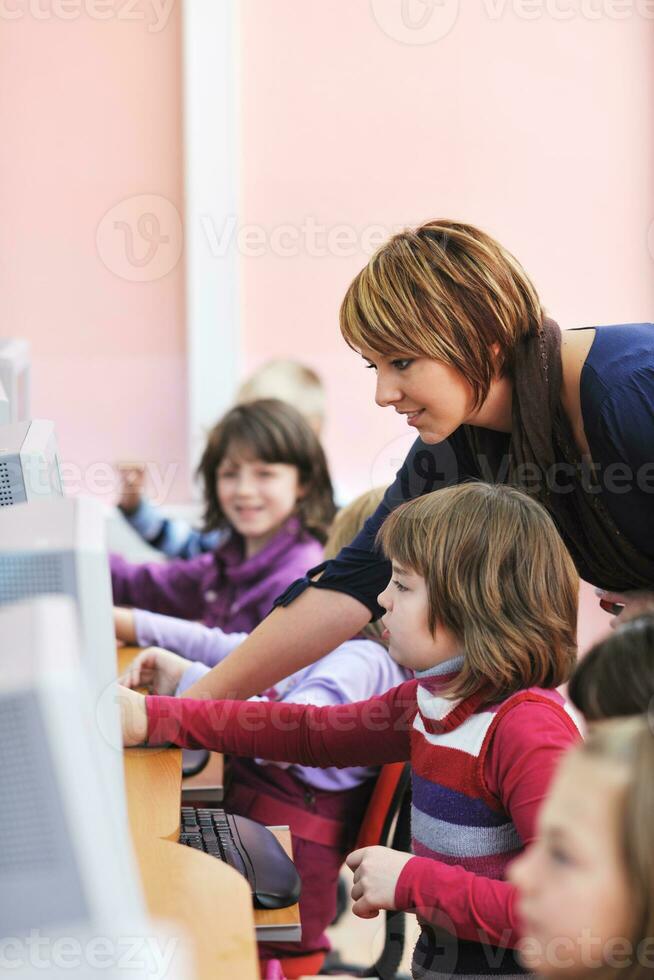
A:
[509, 753, 631, 978]
[377, 562, 461, 671]
[216, 448, 304, 555]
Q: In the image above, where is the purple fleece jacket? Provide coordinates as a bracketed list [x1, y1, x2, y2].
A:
[110, 516, 322, 631]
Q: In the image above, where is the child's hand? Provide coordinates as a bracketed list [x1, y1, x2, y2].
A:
[117, 685, 148, 746]
[345, 846, 413, 919]
[114, 607, 137, 645]
[116, 462, 146, 514]
[119, 647, 189, 696]
[595, 588, 654, 628]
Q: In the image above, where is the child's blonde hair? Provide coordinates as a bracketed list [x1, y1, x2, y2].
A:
[324, 487, 386, 645]
[575, 717, 654, 980]
[237, 360, 325, 435]
[378, 482, 578, 702]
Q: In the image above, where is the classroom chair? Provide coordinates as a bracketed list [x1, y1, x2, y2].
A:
[268, 762, 412, 980]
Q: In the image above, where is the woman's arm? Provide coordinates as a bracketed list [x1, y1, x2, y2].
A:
[182, 587, 372, 700]
[180, 432, 475, 701]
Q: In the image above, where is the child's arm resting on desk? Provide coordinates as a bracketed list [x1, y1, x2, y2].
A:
[140, 681, 417, 768]
[132, 610, 245, 666]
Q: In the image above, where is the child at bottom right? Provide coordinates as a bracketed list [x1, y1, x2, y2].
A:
[510, 716, 654, 980]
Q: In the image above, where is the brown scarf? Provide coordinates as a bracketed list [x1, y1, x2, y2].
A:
[464, 317, 654, 591]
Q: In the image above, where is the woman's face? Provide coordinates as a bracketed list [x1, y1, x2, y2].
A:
[509, 753, 632, 978]
[358, 349, 479, 445]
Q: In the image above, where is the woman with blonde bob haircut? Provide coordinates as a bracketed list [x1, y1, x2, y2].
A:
[511, 717, 654, 980]
[173, 220, 653, 742]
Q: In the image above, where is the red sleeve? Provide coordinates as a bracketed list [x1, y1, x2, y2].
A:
[146, 680, 417, 769]
[394, 700, 580, 947]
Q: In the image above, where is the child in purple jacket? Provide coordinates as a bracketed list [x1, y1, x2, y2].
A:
[111, 400, 335, 632]
[117, 489, 410, 966]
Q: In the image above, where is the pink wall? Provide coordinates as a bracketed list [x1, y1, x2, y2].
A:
[239, 1, 653, 649]
[2, 4, 651, 649]
[0, 7, 188, 503]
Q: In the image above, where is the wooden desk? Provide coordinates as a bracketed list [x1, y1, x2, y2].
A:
[118, 648, 301, 971]
[125, 747, 258, 980]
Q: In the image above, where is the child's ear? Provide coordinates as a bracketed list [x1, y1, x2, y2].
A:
[295, 481, 308, 501]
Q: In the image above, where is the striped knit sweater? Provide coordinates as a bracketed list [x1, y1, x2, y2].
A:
[408, 656, 581, 979]
[146, 657, 582, 979]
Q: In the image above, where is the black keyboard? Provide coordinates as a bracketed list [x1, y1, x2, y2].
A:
[179, 806, 302, 910]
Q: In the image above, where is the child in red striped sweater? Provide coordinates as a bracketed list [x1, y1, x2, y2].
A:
[120, 483, 582, 979]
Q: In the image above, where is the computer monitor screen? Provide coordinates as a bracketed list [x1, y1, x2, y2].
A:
[0, 597, 191, 980]
[0, 597, 144, 935]
[0, 338, 31, 423]
[0, 420, 64, 507]
[0, 497, 128, 848]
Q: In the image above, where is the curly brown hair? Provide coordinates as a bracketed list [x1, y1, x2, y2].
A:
[197, 399, 335, 544]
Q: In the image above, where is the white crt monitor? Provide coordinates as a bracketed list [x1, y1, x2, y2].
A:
[0, 597, 191, 979]
[0, 420, 63, 507]
[0, 596, 144, 934]
[0, 337, 30, 423]
[0, 379, 9, 426]
[0, 496, 127, 838]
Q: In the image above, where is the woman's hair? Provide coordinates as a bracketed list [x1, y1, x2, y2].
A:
[340, 220, 543, 409]
[574, 717, 654, 980]
[377, 482, 578, 702]
[197, 398, 335, 543]
[569, 615, 654, 722]
[324, 487, 386, 645]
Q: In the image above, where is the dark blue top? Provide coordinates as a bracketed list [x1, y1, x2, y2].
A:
[277, 323, 654, 618]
